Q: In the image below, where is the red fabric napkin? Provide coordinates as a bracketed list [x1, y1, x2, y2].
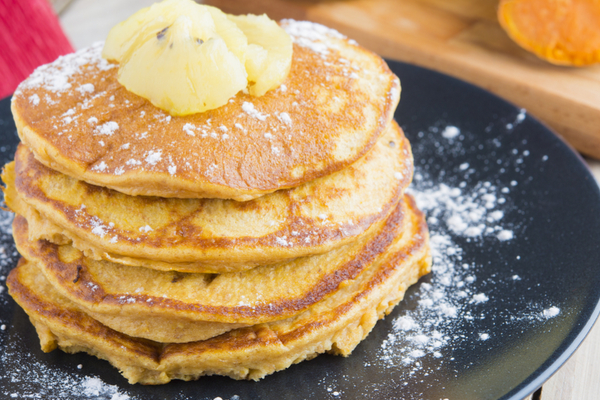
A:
[0, 0, 74, 99]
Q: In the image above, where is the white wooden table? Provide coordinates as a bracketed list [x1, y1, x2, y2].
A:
[58, 1, 600, 398]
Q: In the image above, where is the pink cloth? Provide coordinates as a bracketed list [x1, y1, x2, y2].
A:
[0, 0, 74, 98]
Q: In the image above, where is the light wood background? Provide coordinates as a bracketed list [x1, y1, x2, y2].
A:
[57, 0, 600, 398]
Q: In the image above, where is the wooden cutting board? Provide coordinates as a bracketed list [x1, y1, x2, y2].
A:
[203, 0, 600, 159]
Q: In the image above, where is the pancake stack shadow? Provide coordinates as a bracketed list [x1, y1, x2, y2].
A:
[1, 20, 431, 384]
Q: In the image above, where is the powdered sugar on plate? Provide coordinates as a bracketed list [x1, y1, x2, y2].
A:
[369, 119, 563, 391]
[1, 337, 134, 400]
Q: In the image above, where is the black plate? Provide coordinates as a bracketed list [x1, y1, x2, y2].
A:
[1, 61, 600, 400]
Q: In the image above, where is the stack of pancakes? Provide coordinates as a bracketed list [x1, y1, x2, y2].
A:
[2, 20, 431, 384]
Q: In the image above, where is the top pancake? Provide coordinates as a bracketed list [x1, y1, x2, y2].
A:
[11, 20, 400, 200]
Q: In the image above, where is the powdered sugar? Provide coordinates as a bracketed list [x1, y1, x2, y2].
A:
[20, 42, 114, 94]
[412, 181, 514, 240]
[0, 332, 135, 400]
[91, 161, 108, 172]
[542, 306, 561, 319]
[441, 125, 460, 139]
[277, 112, 293, 126]
[89, 216, 111, 238]
[28, 94, 40, 106]
[472, 293, 489, 304]
[138, 225, 153, 233]
[81, 377, 130, 399]
[242, 102, 268, 121]
[94, 121, 118, 136]
[497, 229, 514, 241]
[183, 123, 196, 136]
[282, 19, 346, 56]
[144, 150, 162, 165]
[77, 83, 95, 95]
[506, 108, 527, 130]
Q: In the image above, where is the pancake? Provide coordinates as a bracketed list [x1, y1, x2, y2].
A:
[12, 195, 425, 343]
[7, 212, 430, 384]
[4, 122, 412, 273]
[11, 20, 400, 201]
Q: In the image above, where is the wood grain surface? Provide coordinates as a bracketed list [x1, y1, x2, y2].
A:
[538, 319, 600, 400]
[204, 0, 600, 160]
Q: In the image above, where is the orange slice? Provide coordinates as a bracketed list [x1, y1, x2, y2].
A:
[498, 0, 600, 66]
